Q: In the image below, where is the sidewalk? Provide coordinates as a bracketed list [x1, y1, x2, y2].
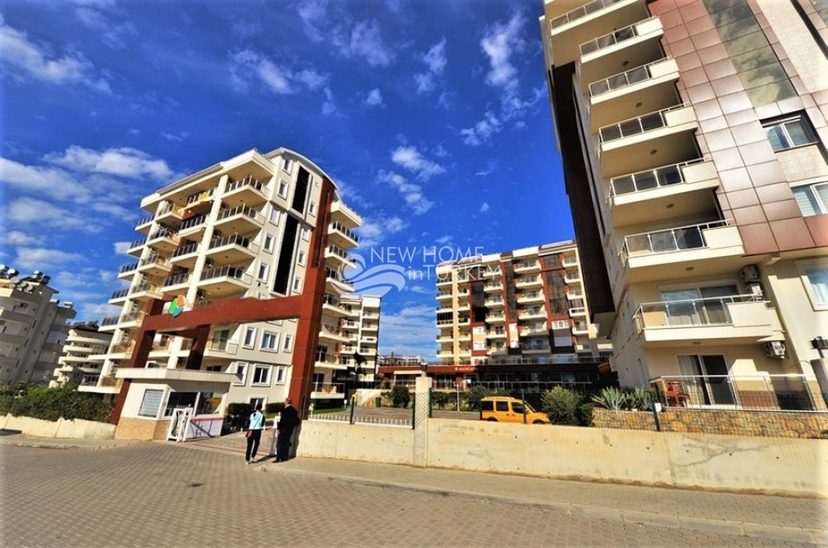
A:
[5, 430, 827, 544]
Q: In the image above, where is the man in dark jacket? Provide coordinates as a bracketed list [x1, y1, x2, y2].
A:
[275, 397, 300, 462]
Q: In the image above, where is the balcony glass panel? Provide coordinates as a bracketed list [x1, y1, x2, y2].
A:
[599, 104, 683, 143]
[549, 0, 627, 29]
[624, 220, 726, 258]
[636, 294, 759, 328]
[590, 62, 655, 97]
[580, 23, 637, 55]
[610, 159, 703, 197]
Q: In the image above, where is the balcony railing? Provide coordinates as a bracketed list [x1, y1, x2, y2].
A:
[156, 201, 183, 216]
[140, 252, 171, 268]
[589, 57, 673, 97]
[148, 227, 176, 242]
[226, 175, 265, 194]
[330, 221, 360, 243]
[110, 288, 130, 300]
[622, 219, 728, 259]
[653, 374, 821, 411]
[599, 103, 687, 143]
[162, 272, 190, 287]
[634, 294, 760, 329]
[200, 266, 247, 282]
[312, 382, 345, 394]
[579, 16, 658, 55]
[180, 215, 206, 231]
[609, 159, 705, 198]
[187, 189, 214, 205]
[172, 243, 198, 258]
[550, 0, 627, 30]
[119, 263, 138, 275]
[326, 244, 351, 260]
[135, 214, 155, 228]
[128, 238, 147, 251]
[209, 233, 256, 252]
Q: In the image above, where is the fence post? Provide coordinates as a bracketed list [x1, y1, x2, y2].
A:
[428, 388, 433, 418]
[349, 398, 355, 425]
[650, 401, 661, 432]
[411, 393, 416, 430]
[521, 389, 527, 424]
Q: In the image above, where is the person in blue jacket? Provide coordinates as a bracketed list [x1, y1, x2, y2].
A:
[245, 405, 266, 464]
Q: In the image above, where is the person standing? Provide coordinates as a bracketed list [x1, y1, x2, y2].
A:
[245, 405, 266, 464]
[275, 397, 300, 462]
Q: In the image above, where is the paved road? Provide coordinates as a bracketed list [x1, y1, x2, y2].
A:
[0, 436, 822, 547]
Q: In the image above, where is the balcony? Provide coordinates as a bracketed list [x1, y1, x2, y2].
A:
[214, 204, 263, 234]
[520, 323, 548, 336]
[138, 252, 173, 277]
[573, 321, 590, 335]
[588, 57, 680, 131]
[178, 214, 207, 237]
[513, 260, 540, 273]
[128, 281, 163, 302]
[569, 306, 587, 317]
[330, 200, 362, 227]
[598, 104, 698, 178]
[487, 330, 506, 339]
[168, 242, 199, 269]
[319, 323, 349, 343]
[311, 382, 345, 399]
[521, 344, 551, 354]
[633, 295, 784, 346]
[198, 266, 250, 298]
[322, 294, 349, 318]
[135, 214, 155, 234]
[608, 159, 720, 227]
[326, 272, 354, 294]
[579, 17, 665, 90]
[484, 296, 504, 307]
[515, 276, 542, 288]
[207, 233, 259, 264]
[161, 272, 191, 292]
[325, 244, 356, 269]
[517, 291, 545, 304]
[328, 221, 359, 248]
[486, 313, 506, 323]
[118, 262, 138, 280]
[127, 238, 147, 257]
[437, 291, 452, 301]
[621, 220, 744, 282]
[99, 310, 143, 331]
[519, 307, 546, 320]
[222, 176, 268, 209]
[545, 0, 643, 66]
[483, 281, 502, 292]
[146, 227, 179, 253]
[204, 338, 239, 357]
[155, 201, 184, 224]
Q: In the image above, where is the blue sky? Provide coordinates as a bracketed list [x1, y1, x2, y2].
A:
[0, 0, 573, 359]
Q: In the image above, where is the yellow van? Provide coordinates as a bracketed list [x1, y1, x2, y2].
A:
[480, 396, 550, 424]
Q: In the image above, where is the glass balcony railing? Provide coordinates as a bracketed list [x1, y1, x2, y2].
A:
[330, 221, 360, 243]
[653, 374, 820, 411]
[162, 272, 190, 287]
[579, 16, 657, 56]
[156, 201, 183, 217]
[180, 215, 206, 231]
[128, 238, 147, 251]
[609, 159, 705, 198]
[135, 214, 154, 228]
[599, 104, 686, 143]
[200, 266, 246, 282]
[172, 243, 198, 258]
[589, 57, 672, 97]
[634, 294, 759, 329]
[225, 175, 265, 194]
[550, 0, 627, 30]
[217, 204, 260, 223]
[622, 219, 728, 259]
[140, 252, 171, 268]
[209, 233, 256, 252]
[119, 263, 138, 275]
[148, 227, 176, 241]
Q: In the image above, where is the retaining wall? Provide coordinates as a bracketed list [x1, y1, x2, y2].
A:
[297, 418, 828, 498]
[1, 413, 116, 439]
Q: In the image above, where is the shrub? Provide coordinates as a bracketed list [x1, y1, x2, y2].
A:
[592, 386, 627, 410]
[461, 385, 494, 411]
[627, 387, 655, 411]
[431, 391, 452, 410]
[0, 384, 113, 423]
[389, 384, 411, 408]
[264, 402, 285, 416]
[576, 403, 594, 427]
[541, 386, 580, 425]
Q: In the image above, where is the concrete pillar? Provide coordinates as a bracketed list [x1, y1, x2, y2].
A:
[412, 375, 432, 468]
[810, 359, 828, 409]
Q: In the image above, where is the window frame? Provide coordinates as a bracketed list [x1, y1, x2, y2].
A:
[234, 362, 248, 385]
[138, 388, 165, 418]
[283, 334, 294, 352]
[763, 114, 817, 152]
[261, 331, 280, 351]
[251, 363, 272, 386]
[796, 259, 828, 310]
[243, 327, 257, 349]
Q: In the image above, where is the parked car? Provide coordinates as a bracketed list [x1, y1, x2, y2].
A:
[480, 396, 550, 424]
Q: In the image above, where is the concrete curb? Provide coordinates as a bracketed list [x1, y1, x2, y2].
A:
[264, 465, 825, 545]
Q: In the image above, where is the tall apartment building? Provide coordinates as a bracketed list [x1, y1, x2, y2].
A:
[0, 267, 76, 385]
[83, 148, 373, 439]
[434, 241, 612, 384]
[540, 0, 828, 408]
[51, 322, 112, 388]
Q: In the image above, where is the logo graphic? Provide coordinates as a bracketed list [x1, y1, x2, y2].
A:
[168, 295, 186, 317]
[343, 254, 406, 297]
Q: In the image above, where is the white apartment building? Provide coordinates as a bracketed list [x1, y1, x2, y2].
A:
[83, 147, 372, 440]
[540, 0, 828, 410]
[0, 267, 76, 385]
[52, 322, 111, 388]
[434, 241, 612, 384]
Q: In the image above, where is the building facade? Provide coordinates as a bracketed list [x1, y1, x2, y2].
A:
[540, 0, 828, 409]
[0, 268, 76, 385]
[434, 241, 613, 385]
[84, 148, 374, 439]
[52, 322, 112, 388]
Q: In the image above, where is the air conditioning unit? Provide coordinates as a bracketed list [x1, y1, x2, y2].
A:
[196, 290, 206, 299]
[204, 259, 214, 268]
[762, 341, 786, 359]
[739, 264, 761, 282]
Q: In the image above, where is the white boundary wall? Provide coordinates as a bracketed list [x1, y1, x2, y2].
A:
[2, 414, 116, 439]
[296, 418, 828, 498]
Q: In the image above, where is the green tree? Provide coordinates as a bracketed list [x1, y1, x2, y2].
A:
[389, 384, 411, 408]
[541, 386, 580, 425]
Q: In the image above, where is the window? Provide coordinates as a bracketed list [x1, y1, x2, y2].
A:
[164, 391, 197, 416]
[798, 259, 828, 309]
[252, 364, 271, 385]
[677, 354, 733, 406]
[283, 334, 293, 352]
[275, 365, 287, 384]
[764, 115, 816, 151]
[297, 250, 306, 266]
[196, 391, 223, 415]
[292, 277, 302, 292]
[263, 233, 274, 252]
[792, 181, 828, 216]
[249, 396, 265, 410]
[269, 209, 281, 226]
[278, 181, 288, 198]
[301, 227, 310, 241]
[138, 389, 164, 418]
[262, 331, 280, 351]
[234, 362, 248, 385]
[283, 157, 294, 173]
[257, 262, 269, 282]
[309, 202, 317, 216]
[243, 327, 257, 348]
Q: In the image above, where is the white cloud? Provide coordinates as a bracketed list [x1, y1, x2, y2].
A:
[475, 160, 496, 177]
[460, 111, 502, 146]
[479, 202, 490, 213]
[435, 235, 453, 245]
[7, 198, 104, 233]
[391, 146, 445, 180]
[357, 215, 407, 247]
[414, 38, 446, 94]
[378, 304, 437, 357]
[481, 13, 524, 89]
[322, 87, 337, 117]
[231, 21, 261, 39]
[378, 171, 433, 216]
[2, 230, 46, 247]
[113, 241, 132, 254]
[298, 2, 394, 66]
[13, 247, 87, 271]
[44, 146, 176, 180]
[161, 132, 189, 142]
[339, 19, 393, 66]
[229, 49, 329, 97]
[75, 7, 137, 50]
[365, 88, 383, 106]
[0, 20, 111, 93]
[0, 158, 88, 201]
